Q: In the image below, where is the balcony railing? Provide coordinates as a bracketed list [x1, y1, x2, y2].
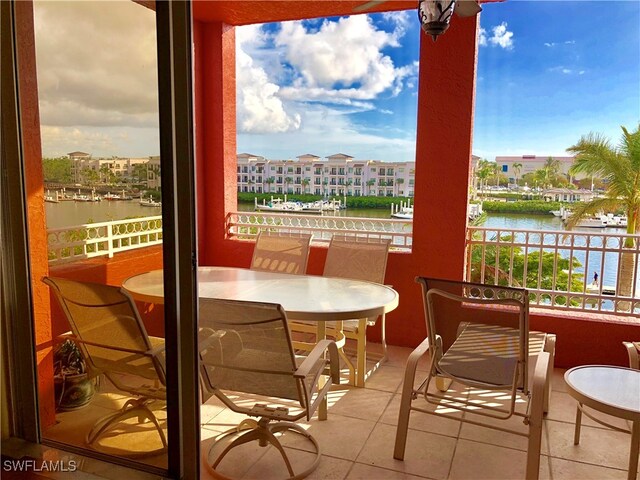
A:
[48, 216, 163, 264]
[466, 226, 640, 316]
[226, 211, 413, 250]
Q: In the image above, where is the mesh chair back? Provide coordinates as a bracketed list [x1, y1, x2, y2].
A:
[199, 298, 301, 401]
[250, 231, 312, 275]
[44, 277, 164, 383]
[323, 235, 390, 283]
[417, 277, 529, 391]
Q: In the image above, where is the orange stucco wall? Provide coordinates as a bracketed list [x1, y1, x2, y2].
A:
[15, 0, 55, 428]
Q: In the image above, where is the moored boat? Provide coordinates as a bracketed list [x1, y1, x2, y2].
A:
[140, 195, 161, 207]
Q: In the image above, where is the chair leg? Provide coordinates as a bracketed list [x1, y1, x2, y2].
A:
[355, 321, 367, 387]
[87, 398, 167, 455]
[543, 335, 556, 414]
[394, 338, 430, 460]
[526, 350, 549, 480]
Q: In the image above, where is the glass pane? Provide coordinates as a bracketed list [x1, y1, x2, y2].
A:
[31, 0, 168, 471]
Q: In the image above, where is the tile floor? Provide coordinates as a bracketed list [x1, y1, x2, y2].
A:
[13, 343, 639, 479]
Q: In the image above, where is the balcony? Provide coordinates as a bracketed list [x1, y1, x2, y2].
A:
[24, 343, 636, 479]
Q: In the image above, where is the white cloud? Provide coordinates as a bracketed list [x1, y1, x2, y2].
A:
[236, 25, 301, 134]
[548, 66, 584, 76]
[479, 22, 514, 50]
[478, 27, 488, 46]
[33, 1, 160, 156]
[273, 15, 416, 104]
[34, 2, 158, 128]
[237, 104, 416, 162]
[544, 40, 575, 47]
[489, 22, 514, 50]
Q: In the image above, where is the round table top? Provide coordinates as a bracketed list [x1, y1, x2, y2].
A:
[122, 266, 399, 321]
[564, 365, 640, 421]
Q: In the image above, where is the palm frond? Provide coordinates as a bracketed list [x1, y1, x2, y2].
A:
[620, 124, 640, 171]
[563, 197, 621, 230]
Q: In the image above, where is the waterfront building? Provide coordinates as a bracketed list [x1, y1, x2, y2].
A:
[542, 187, 598, 203]
[237, 153, 416, 197]
[66, 152, 161, 188]
[495, 155, 588, 183]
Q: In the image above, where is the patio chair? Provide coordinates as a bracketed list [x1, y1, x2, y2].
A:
[394, 278, 555, 480]
[44, 277, 167, 457]
[198, 298, 340, 480]
[289, 235, 391, 386]
[250, 231, 312, 275]
[623, 341, 640, 370]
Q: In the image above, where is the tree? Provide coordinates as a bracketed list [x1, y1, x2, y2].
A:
[132, 163, 148, 184]
[469, 235, 584, 302]
[475, 159, 494, 192]
[42, 157, 73, 183]
[512, 162, 522, 186]
[284, 176, 293, 193]
[99, 164, 113, 184]
[301, 177, 310, 194]
[366, 179, 376, 196]
[82, 168, 99, 187]
[265, 177, 275, 193]
[566, 124, 640, 308]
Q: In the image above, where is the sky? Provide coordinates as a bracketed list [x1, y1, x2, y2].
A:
[34, 1, 640, 162]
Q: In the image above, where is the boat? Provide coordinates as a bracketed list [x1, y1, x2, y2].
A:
[103, 192, 121, 201]
[254, 197, 304, 213]
[140, 195, 162, 207]
[391, 199, 413, 220]
[391, 207, 413, 220]
[571, 217, 608, 228]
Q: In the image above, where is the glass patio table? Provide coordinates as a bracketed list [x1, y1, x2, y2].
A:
[122, 266, 399, 375]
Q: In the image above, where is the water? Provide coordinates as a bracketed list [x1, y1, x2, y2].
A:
[45, 200, 160, 229]
[482, 213, 640, 305]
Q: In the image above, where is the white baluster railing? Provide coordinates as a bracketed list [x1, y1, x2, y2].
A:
[48, 216, 163, 264]
[466, 226, 640, 316]
[226, 211, 413, 250]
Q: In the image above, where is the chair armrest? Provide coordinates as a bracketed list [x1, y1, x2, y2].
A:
[197, 328, 227, 352]
[295, 339, 340, 384]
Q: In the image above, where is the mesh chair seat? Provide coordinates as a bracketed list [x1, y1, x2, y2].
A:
[439, 323, 520, 388]
[199, 298, 339, 480]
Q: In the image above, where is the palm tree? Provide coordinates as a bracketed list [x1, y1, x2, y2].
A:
[512, 162, 522, 187]
[366, 179, 376, 196]
[301, 178, 310, 194]
[284, 176, 293, 193]
[265, 177, 275, 193]
[542, 157, 561, 188]
[566, 124, 640, 308]
[475, 159, 494, 192]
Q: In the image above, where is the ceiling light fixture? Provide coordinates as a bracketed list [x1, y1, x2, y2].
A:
[417, 0, 456, 41]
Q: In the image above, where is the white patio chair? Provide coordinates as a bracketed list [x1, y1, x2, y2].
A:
[198, 298, 339, 479]
[289, 235, 390, 386]
[394, 277, 555, 480]
[44, 276, 167, 457]
[250, 231, 312, 275]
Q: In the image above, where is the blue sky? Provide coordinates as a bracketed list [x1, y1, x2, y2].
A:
[237, 1, 640, 162]
[34, 1, 639, 161]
